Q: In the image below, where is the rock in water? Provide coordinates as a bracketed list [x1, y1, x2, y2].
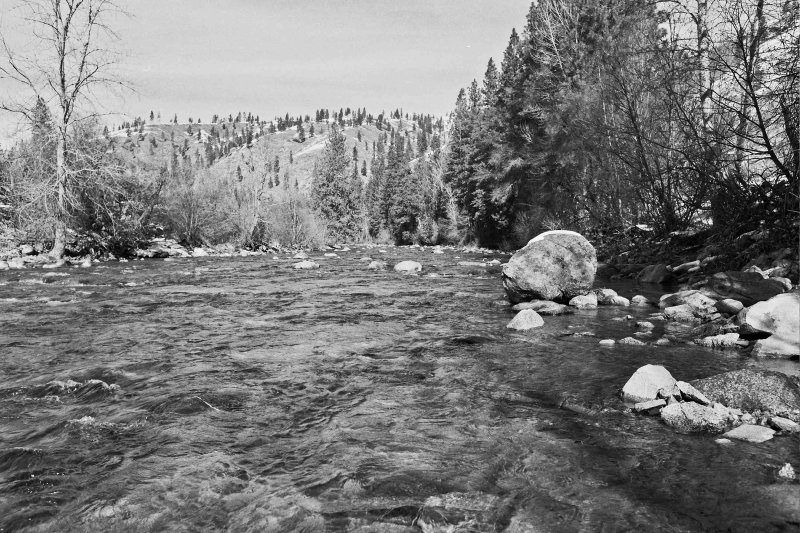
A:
[511, 300, 573, 316]
[637, 264, 672, 284]
[675, 381, 711, 405]
[502, 230, 596, 304]
[702, 271, 786, 306]
[506, 309, 544, 330]
[367, 261, 387, 270]
[778, 463, 796, 480]
[293, 260, 319, 270]
[691, 369, 800, 422]
[660, 402, 728, 433]
[568, 293, 598, 309]
[622, 364, 676, 403]
[394, 261, 422, 274]
[715, 299, 744, 315]
[745, 293, 800, 358]
[722, 424, 775, 443]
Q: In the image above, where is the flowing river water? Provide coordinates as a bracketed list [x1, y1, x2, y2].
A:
[1, 247, 798, 532]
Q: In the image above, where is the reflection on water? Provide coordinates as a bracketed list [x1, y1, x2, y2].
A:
[0, 249, 798, 532]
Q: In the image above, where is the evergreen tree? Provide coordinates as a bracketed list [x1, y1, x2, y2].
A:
[310, 123, 364, 242]
[297, 123, 306, 142]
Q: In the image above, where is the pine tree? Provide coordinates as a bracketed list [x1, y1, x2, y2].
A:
[310, 123, 364, 241]
[297, 123, 306, 142]
[149, 110, 154, 121]
[482, 58, 499, 106]
[361, 160, 367, 177]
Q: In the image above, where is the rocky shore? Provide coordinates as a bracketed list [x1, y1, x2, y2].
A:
[501, 230, 799, 479]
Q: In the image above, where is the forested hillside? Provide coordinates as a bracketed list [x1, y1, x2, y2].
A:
[0, 0, 797, 263]
[443, 0, 798, 258]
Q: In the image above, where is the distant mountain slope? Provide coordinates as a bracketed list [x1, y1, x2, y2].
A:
[107, 114, 435, 191]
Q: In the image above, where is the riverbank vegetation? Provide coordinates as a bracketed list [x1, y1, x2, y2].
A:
[0, 0, 797, 267]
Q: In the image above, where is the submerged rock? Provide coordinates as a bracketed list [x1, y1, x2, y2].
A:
[622, 364, 676, 403]
[691, 369, 800, 422]
[367, 261, 387, 270]
[599, 339, 615, 346]
[502, 230, 597, 304]
[631, 295, 651, 306]
[394, 260, 422, 274]
[506, 309, 544, 331]
[618, 337, 645, 346]
[745, 293, 800, 358]
[660, 402, 727, 433]
[293, 251, 309, 260]
[722, 424, 775, 443]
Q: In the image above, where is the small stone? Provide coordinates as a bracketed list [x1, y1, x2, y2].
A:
[723, 424, 775, 443]
[506, 309, 544, 330]
[394, 260, 422, 274]
[293, 252, 309, 260]
[715, 299, 744, 315]
[599, 339, 615, 346]
[634, 399, 667, 415]
[631, 295, 650, 306]
[595, 288, 618, 304]
[367, 261, 387, 270]
[293, 260, 319, 270]
[622, 364, 676, 403]
[636, 321, 655, 330]
[664, 304, 697, 322]
[770, 416, 800, 433]
[654, 338, 671, 346]
[618, 337, 645, 346]
[675, 381, 711, 405]
[568, 293, 598, 309]
[693, 333, 741, 349]
[778, 463, 796, 480]
[324, 252, 338, 258]
[715, 438, 733, 445]
[661, 402, 728, 433]
[609, 296, 630, 306]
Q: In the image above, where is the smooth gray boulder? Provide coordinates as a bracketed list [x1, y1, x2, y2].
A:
[506, 309, 544, 330]
[691, 369, 800, 422]
[502, 230, 597, 304]
[394, 260, 422, 274]
[622, 365, 676, 403]
[715, 299, 744, 315]
[722, 424, 775, 443]
[293, 260, 319, 270]
[568, 293, 598, 309]
[660, 402, 727, 433]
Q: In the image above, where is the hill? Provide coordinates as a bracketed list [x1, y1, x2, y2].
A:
[107, 112, 442, 194]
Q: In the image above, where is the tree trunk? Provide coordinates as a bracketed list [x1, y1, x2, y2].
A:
[49, 131, 67, 259]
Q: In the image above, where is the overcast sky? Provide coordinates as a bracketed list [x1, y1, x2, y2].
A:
[0, 0, 530, 140]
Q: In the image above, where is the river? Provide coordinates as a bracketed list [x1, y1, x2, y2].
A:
[1, 247, 798, 532]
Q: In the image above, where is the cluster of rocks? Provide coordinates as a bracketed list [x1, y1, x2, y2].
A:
[623, 365, 800, 443]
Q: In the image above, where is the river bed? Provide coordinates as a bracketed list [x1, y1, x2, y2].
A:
[1, 247, 798, 532]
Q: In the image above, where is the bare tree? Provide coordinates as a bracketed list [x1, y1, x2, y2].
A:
[0, 0, 124, 258]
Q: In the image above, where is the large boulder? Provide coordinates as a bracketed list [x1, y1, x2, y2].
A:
[502, 230, 597, 304]
[691, 369, 800, 422]
[622, 364, 676, 403]
[660, 402, 728, 433]
[701, 271, 786, 306]
[744, 293, 800, 358]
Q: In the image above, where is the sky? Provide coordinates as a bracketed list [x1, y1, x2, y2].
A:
[0, 0, 530, 141]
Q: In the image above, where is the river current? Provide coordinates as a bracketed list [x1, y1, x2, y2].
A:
[1, 247, 798, 532]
